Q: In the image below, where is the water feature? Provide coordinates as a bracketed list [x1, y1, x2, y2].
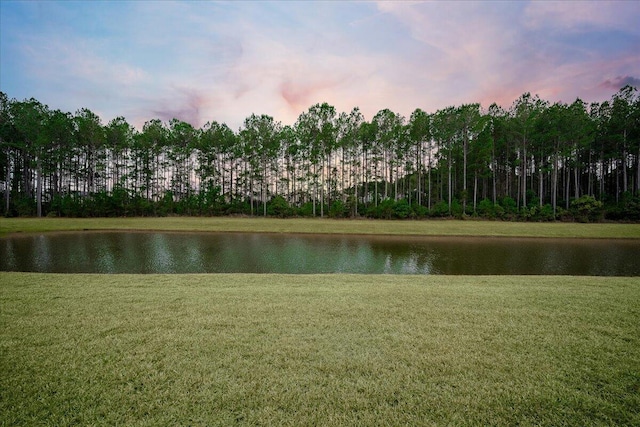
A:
[1, 231, 638, 275]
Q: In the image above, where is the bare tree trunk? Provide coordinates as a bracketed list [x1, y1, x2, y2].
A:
[463, 135, 468, 214]
[522, 139, 527, 207]
[4, 146, 10, 214]
[416, 142, 422, 206]
[587, 150, 594, 196]
[565, 159, 570, 210]
[36, 155, 42, 217]
[538, 155, 544, 207]
[473, 170, 478, 213]
[574, 164, 579, 200]
[448, 145, 452, 215]
[263, 164, 267, 217]
[637, 145, 640, 196]
[623, 129, 628, 194]
[428, 142, 432, 210]
[552, 152, 558, 217]
[312, 162, 317, 217]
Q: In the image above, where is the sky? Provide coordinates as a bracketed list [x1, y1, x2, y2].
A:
[1, 0, 639, 131]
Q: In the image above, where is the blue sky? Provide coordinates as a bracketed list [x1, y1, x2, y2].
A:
[1, 1, 639, 130]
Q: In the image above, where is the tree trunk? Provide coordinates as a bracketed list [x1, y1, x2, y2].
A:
[636, 145, 640, 196]
[538, 155, 544, 207]
[522, 139, 527, 208]
[565, 160, 570, 210]
[574, 163, 579, 200]
[416, 142, 422, 206]
[428, 142, 432, 210]
[448, 145, 452, 214]
[552, 152, 558, 217]
[623, 129, 628, 194]
[5, 146, 11, 214]
[36, 155, 42, 217]
[463, 134, 468, 214]
[263, 164, 267, 217]
[473, 170, 478, 213]
[313, 162, 317, 217]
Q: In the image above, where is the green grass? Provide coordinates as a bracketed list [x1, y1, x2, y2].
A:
[1, 219, 639, 424]
[1, 216, 640, 238]
[1, 273, 639, 426]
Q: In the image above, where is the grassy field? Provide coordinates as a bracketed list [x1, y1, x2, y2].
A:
[1, 218, 639, 425]
[1, 273, 639, 426]
[1, 216, 640, 238]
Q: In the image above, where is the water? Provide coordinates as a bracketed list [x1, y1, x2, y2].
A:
[0, 231, 638, 275]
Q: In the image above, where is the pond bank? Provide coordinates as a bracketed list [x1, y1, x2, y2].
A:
[2, 217, 640, 239]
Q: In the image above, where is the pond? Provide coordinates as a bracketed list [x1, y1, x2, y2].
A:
[1, 231, 638, 275]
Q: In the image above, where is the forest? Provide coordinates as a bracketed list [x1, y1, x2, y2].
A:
[1, 86, 639, 221]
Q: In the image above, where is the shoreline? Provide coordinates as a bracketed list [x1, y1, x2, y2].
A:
[2, 217, 640, 239]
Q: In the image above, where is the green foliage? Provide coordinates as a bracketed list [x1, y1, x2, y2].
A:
[411, 202, 429, 218]
[525, 189, 537, 208]
[534, 204, 556, 222]
[431, 201, 450, 217]
[571, 195, 604, 223]
[328, 199, 347, 218]
[344, 195, 358, 218]
[364, 198, 417, 219]
[14, 196, 36, 217]
[377, 199, 395, 219]
[477, 198, 498, 219]
[499, 196, 517, 215]
[393, 198, 412, 219]
[50, 194, 80, 217]
[111, 185, 130, 216]
[2, 88, 639, 221]
[157, 191, 175, 216]
[199, 185, 225, 216]
[225, 200, 251, 216]
[267, 195, 293, 218]
[297, 201, 316, 217]
[605, 194, 640, 221]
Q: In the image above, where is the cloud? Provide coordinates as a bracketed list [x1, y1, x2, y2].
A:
[373, 0, 640, 111]
[3, 0, 639, 131]
[600, 75, 640, 91]
[524, 1, 640, 33]
[150, 87, 211, 127]
[21, 35, 148, 88]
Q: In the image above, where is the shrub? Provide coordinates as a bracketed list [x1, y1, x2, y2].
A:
[431, 201, 450, 217]
[328, 199, 347, 218]
[268, 195, 293, 218]
[605, 194, 640, 221]
[393, 199, 412, 219]
[15, 196, 36, 217]
[571, 195, 603, 223]
[499, 196, 517, 214]
[477, 198, 497, 219]
[411, 202, 429, 218]
[535, 204, 556, 222]
[297, 201, 315, 217]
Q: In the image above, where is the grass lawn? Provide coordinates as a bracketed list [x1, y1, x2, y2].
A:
[1, 216, 640, 238]
[1, 273, 639, 426]
[1, 218, 639, 425]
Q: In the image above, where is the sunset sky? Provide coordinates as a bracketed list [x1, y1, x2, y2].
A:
[1, 0, 639, 130]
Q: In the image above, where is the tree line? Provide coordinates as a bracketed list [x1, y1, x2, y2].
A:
[1, 86, 639, 221]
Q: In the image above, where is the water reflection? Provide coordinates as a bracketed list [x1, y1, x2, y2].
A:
[0, 231, 638, 276]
